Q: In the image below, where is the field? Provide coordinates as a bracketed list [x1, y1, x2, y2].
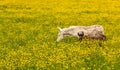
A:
[0, 0, 120, 69]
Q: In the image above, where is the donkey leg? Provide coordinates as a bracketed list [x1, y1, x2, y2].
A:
[78, 31, 84, 41]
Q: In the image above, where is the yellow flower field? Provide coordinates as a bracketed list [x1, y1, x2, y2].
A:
[0, 0, 120, 69]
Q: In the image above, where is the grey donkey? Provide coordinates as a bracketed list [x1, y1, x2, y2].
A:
[56, 25, 106, 42]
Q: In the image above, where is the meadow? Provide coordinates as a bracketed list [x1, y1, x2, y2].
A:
[0, 0, 120, 70]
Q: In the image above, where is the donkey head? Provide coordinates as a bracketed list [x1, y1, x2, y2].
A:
[56, 27, 69, 42]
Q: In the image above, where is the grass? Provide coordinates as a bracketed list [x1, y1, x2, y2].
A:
[0, 0, 120, 70]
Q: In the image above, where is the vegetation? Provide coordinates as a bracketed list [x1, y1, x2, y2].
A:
[0, 0, 120, 69]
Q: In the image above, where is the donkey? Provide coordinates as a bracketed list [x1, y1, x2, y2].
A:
[56, 25, 106, 42]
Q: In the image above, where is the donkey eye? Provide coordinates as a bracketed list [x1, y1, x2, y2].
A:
[64, 34, 69, 37]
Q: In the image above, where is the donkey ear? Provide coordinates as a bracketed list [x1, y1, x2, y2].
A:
[57, 27, 62, 32]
